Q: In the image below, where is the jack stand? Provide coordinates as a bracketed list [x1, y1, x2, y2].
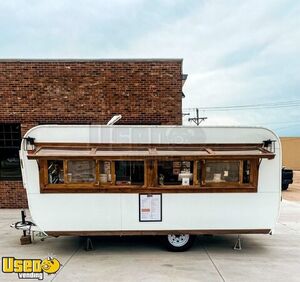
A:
[20, 210, 31, 245]
[233, 235, 242, 251]
[20, 235, 32, 245]
[85, 237, 94, 251]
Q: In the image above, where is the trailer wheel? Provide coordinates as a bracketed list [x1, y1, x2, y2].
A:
[164, 234, 195, 252]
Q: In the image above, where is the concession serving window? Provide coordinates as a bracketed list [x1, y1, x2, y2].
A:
[27, 143, 275, 193]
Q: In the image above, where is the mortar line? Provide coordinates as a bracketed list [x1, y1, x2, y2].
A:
[203, 245, 225, 282]
[51, 239, 82, 281]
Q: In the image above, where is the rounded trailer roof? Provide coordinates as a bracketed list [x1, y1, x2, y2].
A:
[23, 125, 280, 147]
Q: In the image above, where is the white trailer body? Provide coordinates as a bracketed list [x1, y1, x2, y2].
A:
[19, 125, 281, 248]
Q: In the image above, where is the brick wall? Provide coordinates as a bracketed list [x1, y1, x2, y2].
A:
[0, 181, 27, 208]
[0, 59, 184, 208]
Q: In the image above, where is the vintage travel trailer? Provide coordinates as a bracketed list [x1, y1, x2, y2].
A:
[19, 125, 281, 251]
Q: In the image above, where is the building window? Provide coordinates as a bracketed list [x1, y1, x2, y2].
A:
[158, 161, 194, 186]
[115, 161, 144, 185]
[0, 124, 22, 180]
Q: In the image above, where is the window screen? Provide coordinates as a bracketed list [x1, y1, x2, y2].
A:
[67, 160, 96, 183]
[158, 161, 193, 185]
[48, 160, 64, 184]
[205, 161, 240, 183]
[115, 161, 144, 185]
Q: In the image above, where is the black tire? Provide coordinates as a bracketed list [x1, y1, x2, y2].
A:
[282, 184, 289, 191]
[164, 234, 195, 252]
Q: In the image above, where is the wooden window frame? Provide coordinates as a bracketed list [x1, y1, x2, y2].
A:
[40, 159, 99, 192]
[39, 157, 259, 193]
[200, 159, 258, 192]
[40, 159, 148, 193]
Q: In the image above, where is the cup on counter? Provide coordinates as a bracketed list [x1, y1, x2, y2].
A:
[67, 173, 72, 182]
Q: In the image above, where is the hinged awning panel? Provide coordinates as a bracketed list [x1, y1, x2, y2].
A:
[27, 143, 275, 160]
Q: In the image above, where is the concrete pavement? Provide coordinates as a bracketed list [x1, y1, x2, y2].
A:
[1, 176, 300, 281]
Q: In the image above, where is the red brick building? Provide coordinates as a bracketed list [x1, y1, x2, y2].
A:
[0, 59, 186, 208]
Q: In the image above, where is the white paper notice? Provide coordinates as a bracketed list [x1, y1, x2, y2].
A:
[140, 194, 162, 221]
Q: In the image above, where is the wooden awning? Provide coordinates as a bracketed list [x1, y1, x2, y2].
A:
[27, 143, 275, 160]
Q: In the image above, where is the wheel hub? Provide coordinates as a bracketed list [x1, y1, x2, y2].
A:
[168, 234, 190, 247]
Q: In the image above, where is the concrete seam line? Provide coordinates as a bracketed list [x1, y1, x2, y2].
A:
[279, 222, 298, 232]
[203, 245, 226, 282]
[50, 239, 82, 281]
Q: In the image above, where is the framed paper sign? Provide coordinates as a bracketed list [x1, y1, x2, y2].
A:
[139, 194, 162, 222]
